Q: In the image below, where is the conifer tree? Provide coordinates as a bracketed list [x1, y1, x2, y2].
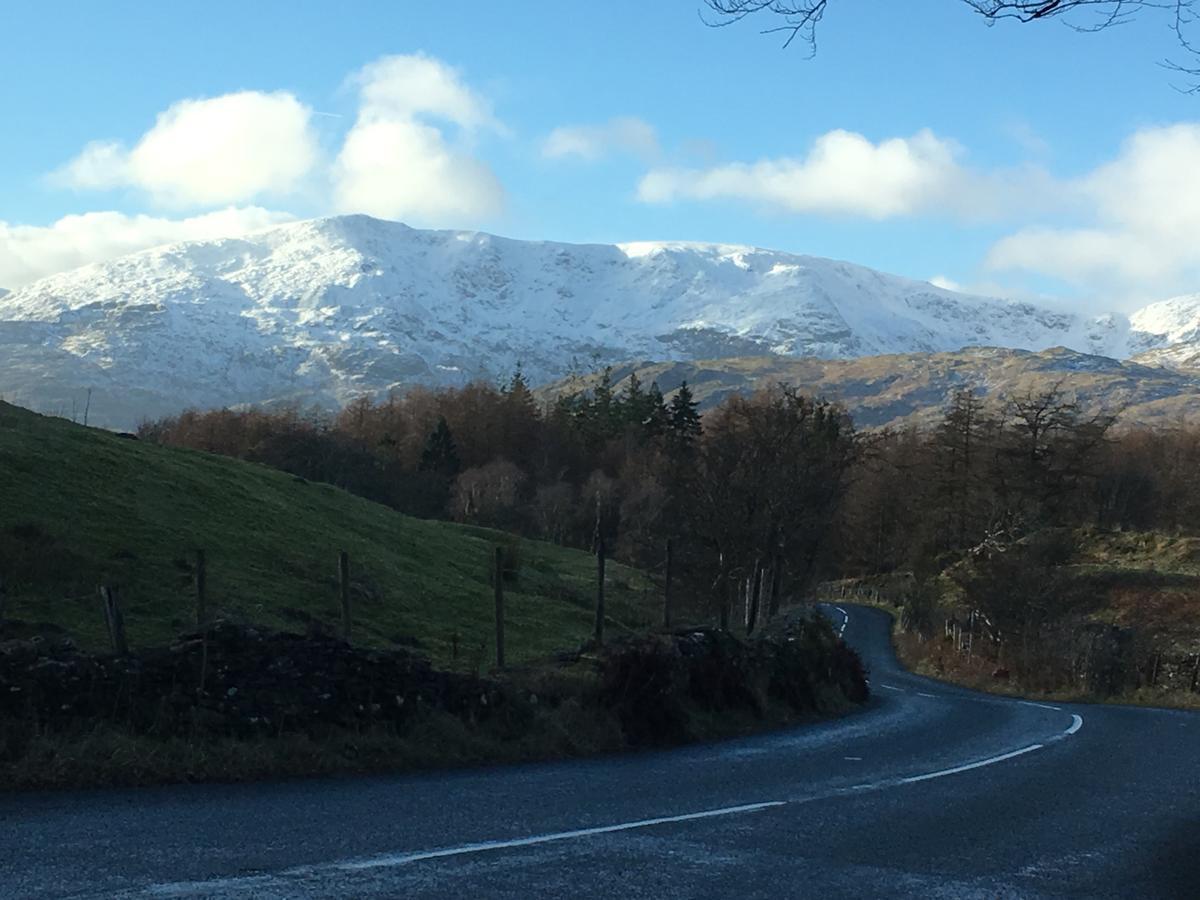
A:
[503, 363, 535, 407]
[501, 363, 540, 461]
[622, 371, 647, 427]
[589, 367, 619, 439]
[668, 381, 702, 448]
[420, 416, 460, 477]
[645, 380, 670, 436]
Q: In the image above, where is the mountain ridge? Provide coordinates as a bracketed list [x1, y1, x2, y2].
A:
[1, 214, 1197, 428]
[543, 347, 1200, 430]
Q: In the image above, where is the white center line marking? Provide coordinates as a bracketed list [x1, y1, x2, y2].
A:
[898, 744, 1044, 784]
[139, 709, 1087, 897]
[917, 692, 936, 698]
[1020, 700, 1063, 711]
[135, 609, 1090, 897]
[328, 801, 790, 872]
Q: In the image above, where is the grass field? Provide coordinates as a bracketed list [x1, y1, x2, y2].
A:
[0, 401, 658, 667]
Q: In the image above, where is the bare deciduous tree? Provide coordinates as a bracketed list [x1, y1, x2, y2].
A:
[704, 1, 1199, 85]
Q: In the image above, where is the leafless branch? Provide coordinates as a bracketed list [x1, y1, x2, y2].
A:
[703, 1, 1200, 86]
[703, 1, 829, 51]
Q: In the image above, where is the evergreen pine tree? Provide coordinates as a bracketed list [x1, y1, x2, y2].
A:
[420, 416, 460, 477]
[503, 363, 530, 400]
[591, 367, 618, 438]
[646, 381, 669, 436]
[501, 363, 540, 460]
[668, 381, 702, 447]
[503, 364, 538, 418]
[621, 371, 647, 428]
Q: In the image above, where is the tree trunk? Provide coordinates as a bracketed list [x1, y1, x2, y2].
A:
[767, 556, 783, 618]
[746, 562, 764, 636]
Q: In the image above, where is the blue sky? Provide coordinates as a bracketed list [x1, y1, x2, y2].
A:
[3, 0, 1200, 309]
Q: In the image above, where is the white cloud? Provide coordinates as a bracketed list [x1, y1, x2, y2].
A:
[352, 54, 496, 130]
[636, 128, 1073, 224]
[929, 275, 961, 291]
[542, 117, 659, 162]
[14, 53, 508, 287]
[55, 91, 319, 207]
[332, 54, 504, 224]
[637, 129, 964, 219]
[0, 207, 292, 289]
[334, 119, 503, 224]
[986, 123, 1200, 297]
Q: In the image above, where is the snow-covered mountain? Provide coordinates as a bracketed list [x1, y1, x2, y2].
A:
[0, 214, 1191, 428]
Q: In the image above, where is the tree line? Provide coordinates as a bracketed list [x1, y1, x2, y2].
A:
[139, 370, 854, 626]
[140, 375, 1200, 633]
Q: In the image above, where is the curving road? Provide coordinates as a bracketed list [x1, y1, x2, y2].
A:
[3, 605, 1199, 899]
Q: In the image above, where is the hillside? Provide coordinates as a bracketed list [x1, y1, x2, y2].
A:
[841, 529, 1200, 709]
[546, 347, 1200, 429]
[0, 401, 654, 665]
[1, 215, 1180, 430]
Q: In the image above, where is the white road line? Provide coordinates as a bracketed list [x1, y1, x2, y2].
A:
[141, 710, 1085, 897]
[898, 744, 1044, 785]
[916, 692, 936, 698]
[835, 606, 849, 636]
[313, 801, 788, 873]
[137, 610, 1090, 896]
[1020, 700, 1063, 711]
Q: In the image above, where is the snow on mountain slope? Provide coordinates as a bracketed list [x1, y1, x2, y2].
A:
[1127, 294, 1200, 369]
[0, 215, 1176, 428]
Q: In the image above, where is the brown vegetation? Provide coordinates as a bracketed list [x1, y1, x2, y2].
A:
[0, 612, 864, 789]
[141, 372, 858, 624]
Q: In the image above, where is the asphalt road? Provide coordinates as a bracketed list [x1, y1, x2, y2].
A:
[3, 605, 1198, 899]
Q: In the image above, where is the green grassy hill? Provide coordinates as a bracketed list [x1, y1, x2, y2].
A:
[0, 402, 656, 667]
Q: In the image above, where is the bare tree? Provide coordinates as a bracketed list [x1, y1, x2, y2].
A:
[704, 1, 1199, 84]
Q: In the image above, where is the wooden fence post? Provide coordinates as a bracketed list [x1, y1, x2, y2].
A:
[100, 585, 128, 656]
[594, 537, 606, 646]
[338, 550, 351, 641]
[663, 538, 673, 630]
[194, 549, 207, 627]
[494, 547, 505, 668]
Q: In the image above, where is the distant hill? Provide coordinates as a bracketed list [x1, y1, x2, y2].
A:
[0, 401, 653, 662]
[543, 348, 1200, 429]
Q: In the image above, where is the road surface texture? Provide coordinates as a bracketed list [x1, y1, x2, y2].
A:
[3, 605, 1198, 899]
